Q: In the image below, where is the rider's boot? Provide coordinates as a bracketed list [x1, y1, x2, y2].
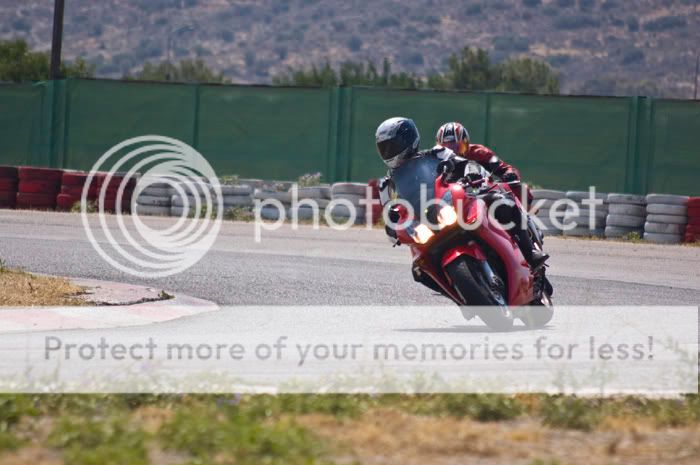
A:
[512, 227, 549, 271]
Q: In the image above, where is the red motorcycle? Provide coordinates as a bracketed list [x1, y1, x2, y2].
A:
[389, 156, 553, 331]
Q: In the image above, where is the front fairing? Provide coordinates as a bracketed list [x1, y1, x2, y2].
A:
[392, 155, 441, 216]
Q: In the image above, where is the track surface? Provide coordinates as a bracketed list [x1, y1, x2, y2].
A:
[1, 210, 699, 312]
[1, 211, 698, 393]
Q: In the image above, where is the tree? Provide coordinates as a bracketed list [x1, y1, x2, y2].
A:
[442, 47, 495, 91]
[124, 59, 229, 83]
[495, 57, 560, 94]
[0, 39, 94, 82]
[578, 77, 660, 97]
[272, 59, 422, 89]
[272, 47, 559, 95]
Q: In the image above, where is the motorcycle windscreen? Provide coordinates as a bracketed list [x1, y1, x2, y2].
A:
[391, 155, 441, 215]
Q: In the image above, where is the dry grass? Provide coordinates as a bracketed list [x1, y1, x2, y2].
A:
[298, 408, 700, 465]
[0, 268, 86, 307]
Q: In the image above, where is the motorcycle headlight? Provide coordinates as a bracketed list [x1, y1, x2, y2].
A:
[437, 205, 458, 228]
[412, 224, 434, 244]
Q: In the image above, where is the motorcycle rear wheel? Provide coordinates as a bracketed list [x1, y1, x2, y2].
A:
[446, 257, 514, 331]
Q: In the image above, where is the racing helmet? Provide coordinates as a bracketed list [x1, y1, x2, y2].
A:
[436, 122, 470, 156]
[375, 117, 420, 169]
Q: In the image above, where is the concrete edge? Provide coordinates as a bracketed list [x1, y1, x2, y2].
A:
[0, 277, 219, 334]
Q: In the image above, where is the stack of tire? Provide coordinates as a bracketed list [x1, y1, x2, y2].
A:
[237, 178, 265, 190]
[367, 179, 383, 224]
[685, 197, 700, 243]
[562, 191, 607, 237]
[169, 180, 214, 217]
[95, 173, 136, 213]
[288, 185, 331, 221]
[531, 189, 566, 236]
[221, 183, 253, 211]
[253, 187, 292, 220]
[16, 167, 64, 210]
[643, 194, 688, 244]
[135, 178, 171, 216]
[605, 194, 646, 239]
[0, 166, 18, 209]
[56, 171, 92, 211]
[329, 182, 371, 225]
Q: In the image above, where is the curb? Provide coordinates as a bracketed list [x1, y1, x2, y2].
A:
[0, 277, 219, 334]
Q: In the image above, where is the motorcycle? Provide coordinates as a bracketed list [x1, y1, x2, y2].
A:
[388, 155, 554, 331]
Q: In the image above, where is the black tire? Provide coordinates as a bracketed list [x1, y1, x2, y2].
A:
[446, 257, 514, 331]
[521, 293, 554, 329]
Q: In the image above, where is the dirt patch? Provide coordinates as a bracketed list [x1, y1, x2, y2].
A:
[0, 269, 86, 307]
[298, 408, 700, 465]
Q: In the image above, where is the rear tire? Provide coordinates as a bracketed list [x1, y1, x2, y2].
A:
[446, 257, 514, 331]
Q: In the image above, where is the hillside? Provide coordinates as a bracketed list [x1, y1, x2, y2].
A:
[1, 0, 699, 97]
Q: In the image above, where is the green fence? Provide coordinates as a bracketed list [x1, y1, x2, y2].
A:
[1, 78, 698, 195]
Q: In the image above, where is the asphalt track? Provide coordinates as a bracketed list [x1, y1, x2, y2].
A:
[0, 211, 698, 393]
[1, 210, 699, 311]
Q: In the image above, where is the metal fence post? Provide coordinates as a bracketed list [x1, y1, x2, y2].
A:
[641, 97, 656, 195]
[483, 92, 492, 146]
[624, 96, 640, 193]
[192, 83, 200, 150]
[325, 87, 340, 182]
[331, 87, 353, 181]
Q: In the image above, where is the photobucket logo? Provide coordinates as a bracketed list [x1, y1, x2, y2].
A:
[80, 136, 222, 278]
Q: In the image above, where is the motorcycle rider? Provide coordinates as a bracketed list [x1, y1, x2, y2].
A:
[375, 117, 548, 294]
[434, 121, 532, 204]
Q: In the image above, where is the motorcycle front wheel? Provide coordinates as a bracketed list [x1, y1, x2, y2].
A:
[520, 293, 554, 329]
[446, 256, 514, 331]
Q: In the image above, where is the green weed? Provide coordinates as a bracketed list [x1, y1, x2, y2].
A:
[540, 396, 602, 431]
[158, 402, 331, 464]
[48, 415, 149, 465]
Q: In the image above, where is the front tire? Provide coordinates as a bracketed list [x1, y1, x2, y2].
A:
[520, 293, 554, 329]
[445, 257, 514, 331]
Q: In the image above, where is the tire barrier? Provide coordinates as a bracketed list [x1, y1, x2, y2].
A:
[220, 184, 253, 196]
[367, 179, 382, 224]
[643, 194, 688, 244]
[135, 178, 172, 216]
[331, 182, 370, 197]
[532, 189, 565, 236]
[685, 198, 700, 243]
[16, 192, 56, 210]
[223, 195, 253, 207]
[16, 167, 64, 210]
[134, 204, 171, 216]
[0, 165, 18, 209]
[328, 203, 367, 221]
[56, 171, 88, 211]
[220, 184, 254, 210]
[253, 189, 292, 204]
[236, 178, 266, 190]
[605, 193, 646, 238]
[253, 188, 292, 221]
[330, 182, 374, 224]
[608, 204, 646, 217]
[562, 190, 607, 237]
[168, 181, 222, 217]
[259, 204, 285, 221]
[284, 185, 332, 220]
[293, 186, 328, 200]
[5, 164, 700, 246]
[94, 173, 136, 213]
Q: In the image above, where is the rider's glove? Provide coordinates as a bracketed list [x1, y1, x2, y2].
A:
[501, 172, 519, 182]
[436, 159, 455, 177]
